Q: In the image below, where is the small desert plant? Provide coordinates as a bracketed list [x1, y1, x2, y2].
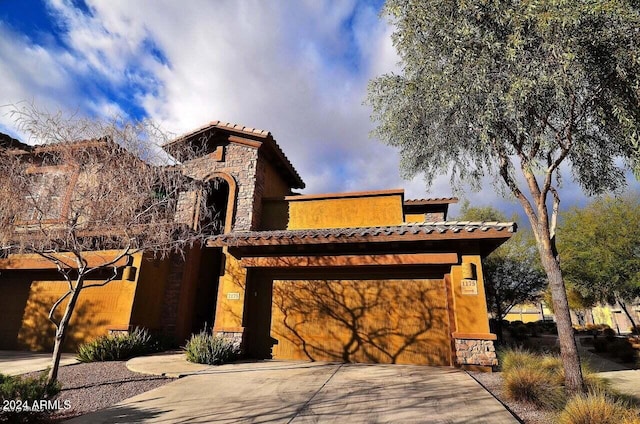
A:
[184, 331, 240, 365]
[556, 392, 640, 424]
[500, 348, 611, 410]
[499, 347, 540, 373]
[503, 366, 565, 409]
[0, 372, 60, 423]
[77, 327, 160, 362]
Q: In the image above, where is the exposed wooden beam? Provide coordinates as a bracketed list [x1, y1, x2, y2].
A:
[241, 252, 459, 268]
[0, 251, 131, 270]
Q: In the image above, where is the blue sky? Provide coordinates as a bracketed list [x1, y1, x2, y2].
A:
[1, 0, 638, 224]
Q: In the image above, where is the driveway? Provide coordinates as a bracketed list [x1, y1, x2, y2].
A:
[67, 361, 517, 423]
[0, 350, 78, 376]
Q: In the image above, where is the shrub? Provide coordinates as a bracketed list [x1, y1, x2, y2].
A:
[503, 366, 565, 409]
[603, 328, 617, 341]
[593, 337, 609, 353]
[499, 347, 612, 411]
[0, 372, 60, 423]
[77, 327, 161, 362]
[526, 322, 540, 337]
[557, 392, 640, 424]
[610, 339, 637, 363]
[507, 322, 529, 342]
[499, 347, 540, 373]
[184, 331, 240, 365]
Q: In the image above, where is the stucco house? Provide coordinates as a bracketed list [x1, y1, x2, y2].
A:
[0, 121, 515, 370]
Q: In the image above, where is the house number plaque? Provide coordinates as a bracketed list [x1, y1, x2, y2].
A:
[226, 292, 240, 300]
[461, 279, 478, 295]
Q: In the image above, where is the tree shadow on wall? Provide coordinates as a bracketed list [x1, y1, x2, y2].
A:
[16, 284, 108, 352]
[271, 279, 450, 365]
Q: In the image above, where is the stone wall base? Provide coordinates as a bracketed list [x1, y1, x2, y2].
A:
[214, 330, 244, 352]
[455, 338, 498, 368]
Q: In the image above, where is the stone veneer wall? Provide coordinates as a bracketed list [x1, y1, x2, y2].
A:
[455, 339, 498, 367]
[161, 142, 266, 339]
[213, 330, 243, 350]
[251, 153, 267, 230]
[425, 212, 445, 222]
[182, 143, 261, 231]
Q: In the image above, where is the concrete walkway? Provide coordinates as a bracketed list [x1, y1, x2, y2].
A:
[0, 350, 78, 376]
[66, 354, 518, 423]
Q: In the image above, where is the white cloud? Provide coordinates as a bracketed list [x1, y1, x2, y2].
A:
[1, 0, 637, 220]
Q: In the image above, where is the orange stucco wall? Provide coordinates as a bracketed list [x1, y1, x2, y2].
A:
[271, 278, 451, 365]
[450, 255, 492, 336]
[0, 250, 142, 351]
[262, 161, 291, 198]
[404, 212, 426, 223]
[129, 253, 171, 330]
[213, 250, 247, 332]
[287, 191, 404, 230]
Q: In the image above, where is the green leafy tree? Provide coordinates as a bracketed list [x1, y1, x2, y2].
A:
[368, 0, 640, 393]
[559, 195, 640, 330]
[543, 283, 595, 327]
[457, 204, 546, 340]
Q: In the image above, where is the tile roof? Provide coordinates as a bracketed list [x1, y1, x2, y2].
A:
[404, 198, 459, 205]
[166, 121, 271, 144]
[207, 221, 516, 247]
[164, 120, 304, 189]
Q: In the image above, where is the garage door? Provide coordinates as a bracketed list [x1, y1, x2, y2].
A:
[271, 278, 451, 365]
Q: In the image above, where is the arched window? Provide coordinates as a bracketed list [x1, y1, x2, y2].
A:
[201, 177, 229, 235]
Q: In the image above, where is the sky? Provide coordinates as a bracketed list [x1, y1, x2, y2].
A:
[0, 0, 638, 223]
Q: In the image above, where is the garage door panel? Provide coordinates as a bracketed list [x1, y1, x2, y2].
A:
[271, 279, 450, 365]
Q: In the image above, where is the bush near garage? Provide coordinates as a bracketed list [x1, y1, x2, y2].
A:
[77, 327, 162, 362]
[184, 331, 240, 365]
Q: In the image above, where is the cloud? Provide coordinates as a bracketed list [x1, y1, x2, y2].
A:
[1, 0, 636, 220]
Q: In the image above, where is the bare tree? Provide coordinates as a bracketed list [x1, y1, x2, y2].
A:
[0, 104, 212, 384]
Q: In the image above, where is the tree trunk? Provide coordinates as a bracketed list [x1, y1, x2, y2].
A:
[48, 277, 84, 385]
[495, 298, 504, 342]
[538, 244, 584, 394]
[617, 298, 638, 333]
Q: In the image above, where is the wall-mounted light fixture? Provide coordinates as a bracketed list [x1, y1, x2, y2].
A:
[122, 266, 137, 281]
[461, 262, 476, 280]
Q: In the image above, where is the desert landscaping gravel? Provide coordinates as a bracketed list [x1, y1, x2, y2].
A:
[24, 361, 173, 421]
[470, 371, 554, 424]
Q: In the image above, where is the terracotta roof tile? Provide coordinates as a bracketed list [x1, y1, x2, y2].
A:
[164, 120, 304, 189]
[207, 221, 516, 247]
[404, 198, 459, 205]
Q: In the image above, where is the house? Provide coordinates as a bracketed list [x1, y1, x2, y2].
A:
[0, 122, 516, 370]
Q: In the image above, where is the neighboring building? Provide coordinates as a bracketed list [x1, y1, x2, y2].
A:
[0, 121, 516, 369]
[504, 301, 640, 334]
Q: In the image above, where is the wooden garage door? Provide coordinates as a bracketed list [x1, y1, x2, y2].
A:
[271, 279, 450, 365]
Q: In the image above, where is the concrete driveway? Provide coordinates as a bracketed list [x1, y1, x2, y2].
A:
[67, 360, 517, 423]
[0, 350, 78, 376]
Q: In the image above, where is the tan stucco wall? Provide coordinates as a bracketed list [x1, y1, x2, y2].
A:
[287, 191, 404, 230]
